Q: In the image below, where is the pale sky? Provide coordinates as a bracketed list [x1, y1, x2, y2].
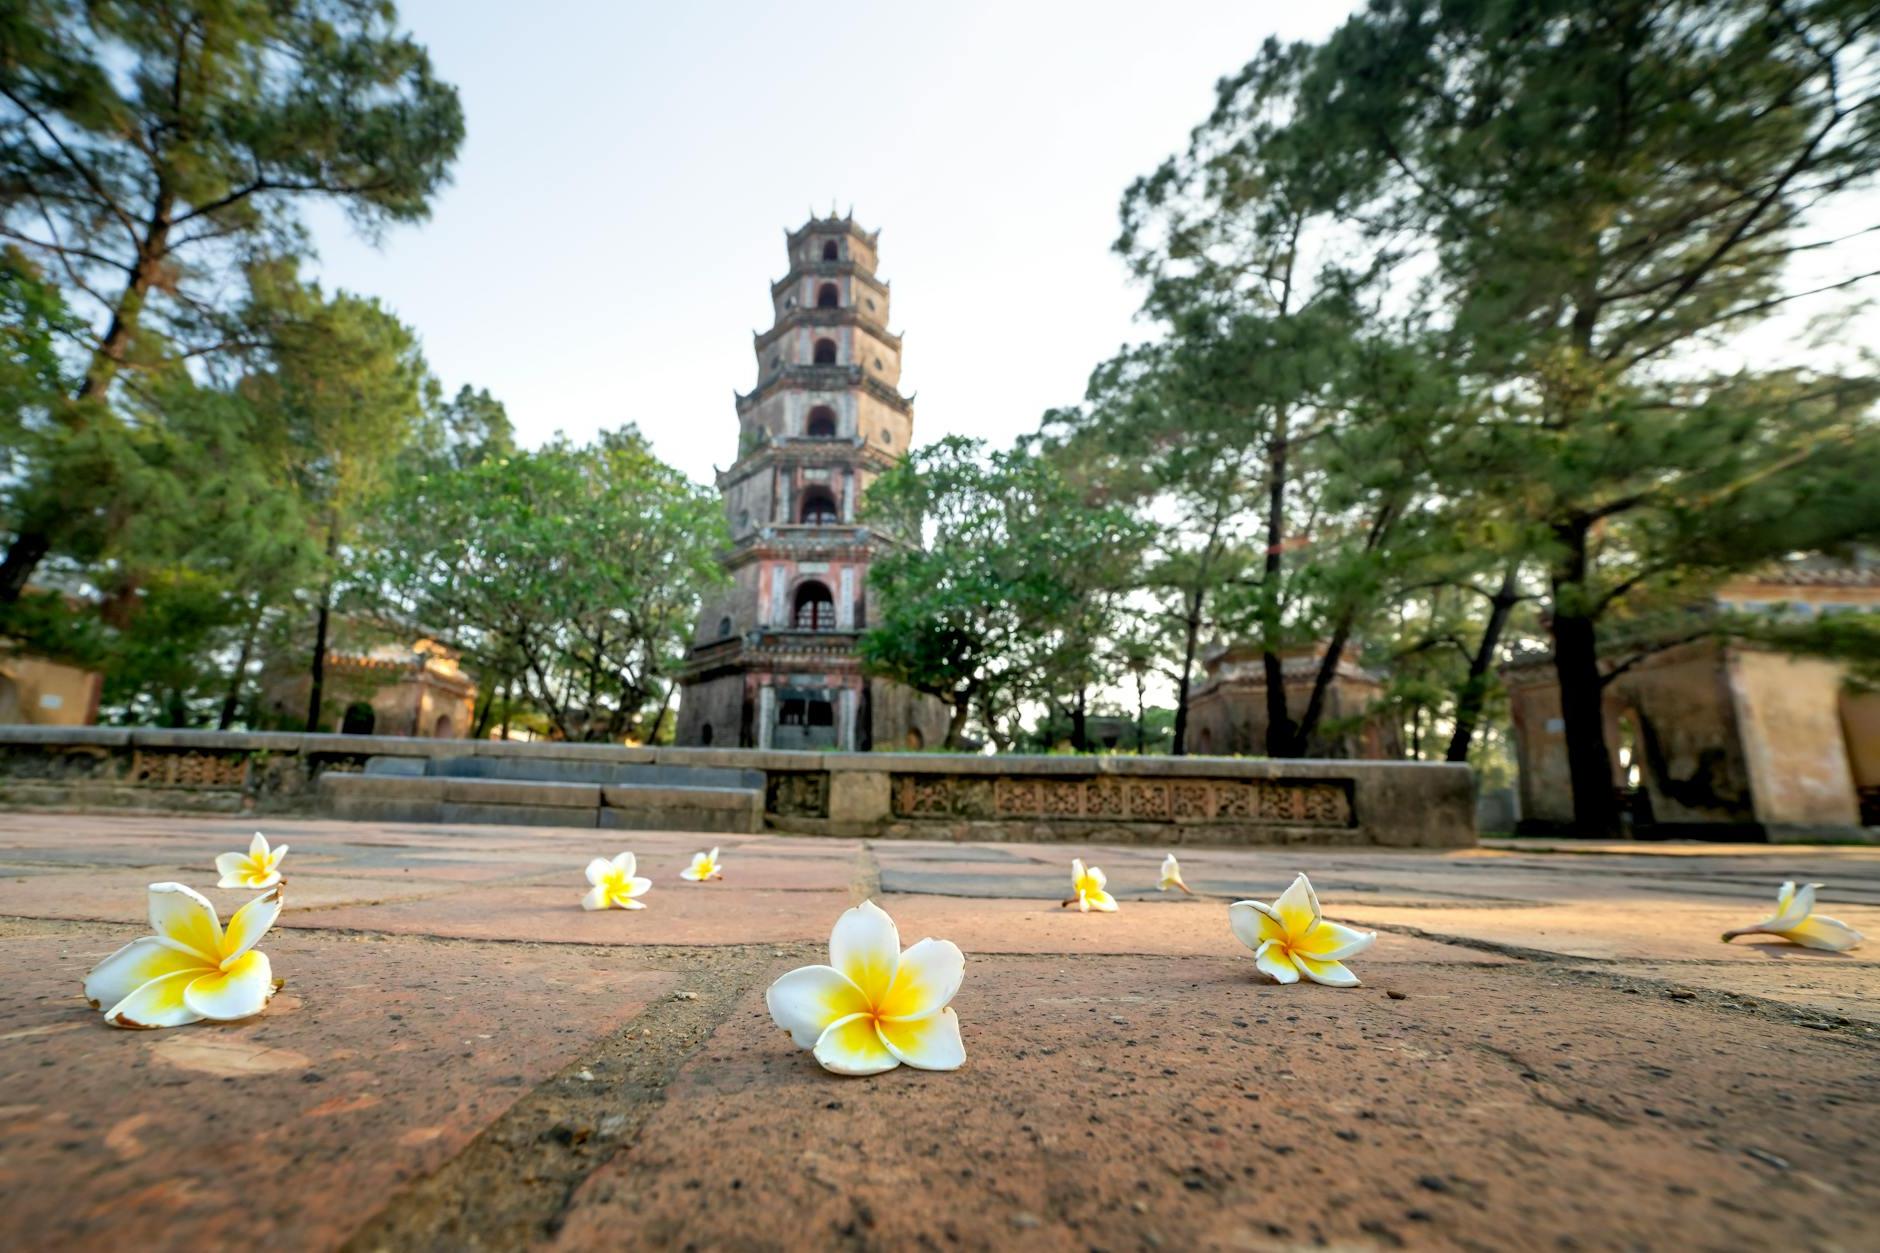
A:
[301, 1, 1361, 482]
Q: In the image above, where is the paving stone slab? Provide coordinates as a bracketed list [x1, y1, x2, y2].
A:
[1333, 899, 1880, 962]
[279, 884, 857, 946]
[0, 868, 456, 921]
[0, 927, 674, 1252]
[876, 894, 1514, 962]
[551, 957, 1880, 1253]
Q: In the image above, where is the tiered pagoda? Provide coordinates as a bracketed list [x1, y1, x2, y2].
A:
[674, 215, 948, 751]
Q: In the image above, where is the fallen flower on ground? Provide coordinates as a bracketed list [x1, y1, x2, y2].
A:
[1722, 881, 1864, 951]
[1159, 853, 1193, 895]
[215, 831, 287, 889]
[766, 899, 966, 1076]
[680, 847, 724, 882]
[84, 883, 285, 1029]
[582, 851, 653, 911]
[1065, 857, 1118, 912]
[1230, 872, 1376, 987]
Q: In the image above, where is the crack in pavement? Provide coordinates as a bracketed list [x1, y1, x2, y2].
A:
[339, 940, 812, 1252]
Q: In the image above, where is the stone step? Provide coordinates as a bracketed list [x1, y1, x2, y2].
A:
[318, 772, 763, 834]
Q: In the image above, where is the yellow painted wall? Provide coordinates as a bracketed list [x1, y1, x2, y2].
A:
[0, 655, 101, 725]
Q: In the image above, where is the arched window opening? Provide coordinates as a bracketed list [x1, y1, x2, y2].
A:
[817, 283, 839, 309]
[822, 240, 839, 261]
[806, 406, 837, 438]
[433, 714, 453, 739]
[812, 338, 837, 365]
[793, 581, 835, 630]
[905, 727, 924, 751]
[341, 701, 376, 735]
[798, 487, 838, 525]
[717, 615, 732, 638]
[700, 722, 714, 745]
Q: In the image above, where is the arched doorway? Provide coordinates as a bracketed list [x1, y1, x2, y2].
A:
[821, 240, 839, 261]
[806, 406, 837, 438]
[433, 713, 453, 738]
[817, 282, 839, 308]
[341, 701, 376, 735]
[812, 338, 837, 365]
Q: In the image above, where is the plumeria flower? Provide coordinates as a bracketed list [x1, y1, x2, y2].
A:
[582, 851, 652, 911]
[1230, 873, 1377, 987]
[1722, 881, 1864, 952]
[766, 900, 965, 1076]
[83, 883, 284, 1029]
[215, 831, 288, 890]
[1065, 857, 1117, 912]
[680, 847, 724, 882]
[1158, 853, 1194, 895]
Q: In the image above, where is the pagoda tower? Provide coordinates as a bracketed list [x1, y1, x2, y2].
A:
[675, 215, 948, 751]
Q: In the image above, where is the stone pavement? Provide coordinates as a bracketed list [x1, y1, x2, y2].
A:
[0, 813, 1876, 1251]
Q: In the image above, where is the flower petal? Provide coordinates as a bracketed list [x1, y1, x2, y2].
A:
[184, 950, 275, 1020]
[878, 938, 965, 1020]
[618, 897, 647, 910]
[585, 858, 612, 887]
[1070, 858, 1086, 886]
[812, 1012, 899, 1075]
[214, 852, 249, 890]
[1229, 901, 1286, 953]
[1295, 954, 1361, 987]
[1292, 918, 1376, 962]
[85, 938, 206, 1011]
[104, 969, 204, 1029]
[1782, 914, 1865, 952]
[767, 964, 870, 1048]
[1085, 890, 1118, 913]
[830, 900, 900, 1005]
[1273, 874, 1320, 937]
[581, 884, 610, 911]
[877, 1007, 966, 1070]
[249, 832, 269, 860]
[622, 876, 653, 899]
[611, 851, 638, 878]
[148, 883, 222, 962]
[680, 863, 705, 881]
[1089, 865, 1108, 890]
[221, 885, 283, 965]
[1254, 939, 1299, 984]
[268, 843, 289, 869]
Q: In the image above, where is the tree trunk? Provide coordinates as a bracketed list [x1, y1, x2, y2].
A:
[304, 523, 339, 733]
[943, 696, 970, 751]
[217, 601, 265, 730]
[0, 194, 176, 605]
[0, 528, 51, 605]
[304, 584, 333, 733]
[1170, 594, 1203, 756]
[470, 680, 496, 739]
[1134, 672, 1146, 756]
[1447, 567, 1521, 762]
[1549, 525, 1619, 836]
[500, 676, 513, 740]
[1071, 687, 1088, 753]
[1291, 612, 1355, 757]
[1261, 426, 1295, 757]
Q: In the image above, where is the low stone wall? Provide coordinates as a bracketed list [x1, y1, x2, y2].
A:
[0, 727, 1476, 847]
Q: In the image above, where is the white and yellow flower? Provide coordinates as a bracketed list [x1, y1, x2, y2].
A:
[215, 831, 287, 890]
[1230, 873, 1376, 987]
[680, 847, 724, 882]
[765, 899, 966, 1076]
[1069, 857, 1117, 912]
[1723, 881, 1864, 952]
[582, 852, 652, 911]
[83, 883, 284, 1029]
[1158, 853, 1193, 894]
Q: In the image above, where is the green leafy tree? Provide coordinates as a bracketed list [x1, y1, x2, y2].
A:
[0, 0, 463, 601]
[361, 430, 726, 742]
[1281, 0, 1880, 830]
[860, 436, 1145, 751]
